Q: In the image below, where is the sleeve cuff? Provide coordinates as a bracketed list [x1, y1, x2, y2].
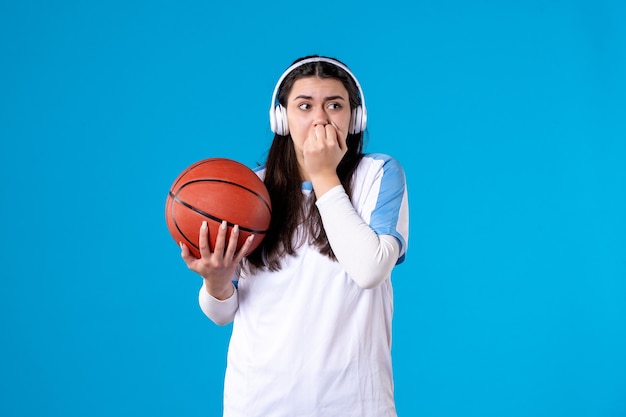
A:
[198, 282, 238, 326]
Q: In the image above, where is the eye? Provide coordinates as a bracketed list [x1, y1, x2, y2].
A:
[327, 102, 343, 110]
[298, 103, 311, 110]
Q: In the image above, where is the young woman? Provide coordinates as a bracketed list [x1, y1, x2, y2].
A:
[180, 55, 409, 417]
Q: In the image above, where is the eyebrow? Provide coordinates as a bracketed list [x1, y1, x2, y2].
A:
[292, 95, 346, 101]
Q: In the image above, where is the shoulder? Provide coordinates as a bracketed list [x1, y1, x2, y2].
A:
[358, 153, 405, 174]
[355, 153, 406, 187]
[349, 153, 408, 214]
[253, 164, 266, 180]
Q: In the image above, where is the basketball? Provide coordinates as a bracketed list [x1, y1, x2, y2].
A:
[165, 158, 272, 258]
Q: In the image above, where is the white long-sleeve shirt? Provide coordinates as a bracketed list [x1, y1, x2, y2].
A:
[199, 153, 409, 417]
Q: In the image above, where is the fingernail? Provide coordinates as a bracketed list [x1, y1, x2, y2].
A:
[179, 241, 184, 251]
[201, 221, 207, 230]
[221, 220, 227, 230]
[233, 224, 239, 233]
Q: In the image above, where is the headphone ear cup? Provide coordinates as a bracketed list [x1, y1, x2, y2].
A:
[358, 105, 367, 133]
[271, 105, 289, 135]
[276, 105, 288, 136]
[350, 106, 365, 134]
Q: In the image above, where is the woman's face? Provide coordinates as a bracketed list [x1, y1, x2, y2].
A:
[285, 76, 351, 171]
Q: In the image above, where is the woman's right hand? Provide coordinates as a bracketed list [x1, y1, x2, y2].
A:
[180, 220, 254, 300]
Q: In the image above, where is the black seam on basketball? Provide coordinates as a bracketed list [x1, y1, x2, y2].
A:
[169, 191, 269, 234]
[177, 179, 272, 213]
[169, 198, 200, 252]
[175, 215, 200, 252]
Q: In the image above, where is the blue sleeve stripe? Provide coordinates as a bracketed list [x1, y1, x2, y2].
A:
[366, 154, 408, 263]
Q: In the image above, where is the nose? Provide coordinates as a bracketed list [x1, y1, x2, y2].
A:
[313, 106, 329, 126]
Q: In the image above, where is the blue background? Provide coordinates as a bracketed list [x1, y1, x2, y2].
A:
[1, 1, 625, 416]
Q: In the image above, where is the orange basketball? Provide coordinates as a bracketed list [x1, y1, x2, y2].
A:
[165, 158, 271, 258]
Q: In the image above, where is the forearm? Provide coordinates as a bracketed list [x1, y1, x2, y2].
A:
[316, 185, 400, 289]
[198, 281, 238, 325]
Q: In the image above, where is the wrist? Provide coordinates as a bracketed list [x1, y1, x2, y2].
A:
[204, 280, 235, 301]
[310, 173, 341, 198]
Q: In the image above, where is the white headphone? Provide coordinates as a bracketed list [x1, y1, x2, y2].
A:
[269, 57, 368, 136]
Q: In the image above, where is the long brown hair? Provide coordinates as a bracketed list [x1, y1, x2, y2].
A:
[246, 56, 366, 272]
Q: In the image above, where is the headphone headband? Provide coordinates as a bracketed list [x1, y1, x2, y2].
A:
[269, 57, 367, 135]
